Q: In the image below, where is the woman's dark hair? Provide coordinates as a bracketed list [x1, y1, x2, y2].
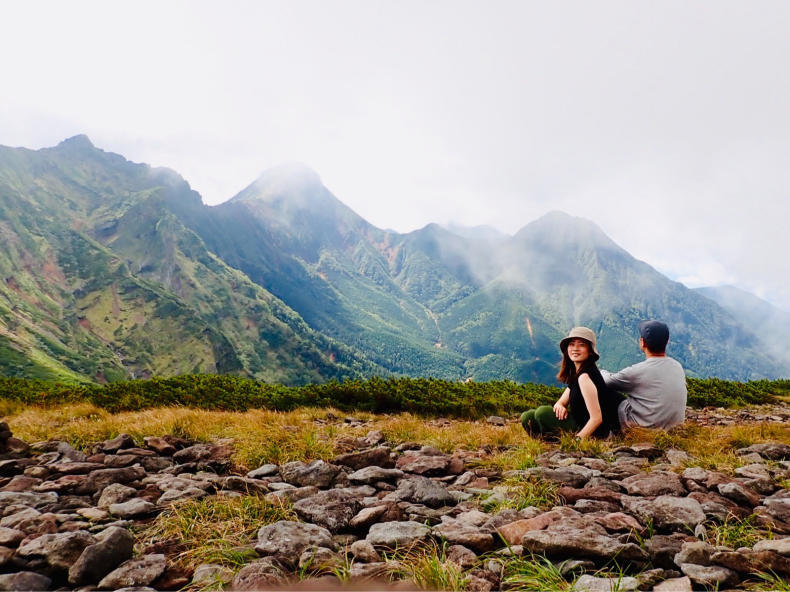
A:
[557, 340, 597, 384]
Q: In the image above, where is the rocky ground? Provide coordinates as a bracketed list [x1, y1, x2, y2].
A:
[0, 405, 789, 591]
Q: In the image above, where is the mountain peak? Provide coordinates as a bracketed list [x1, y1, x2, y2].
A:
[515, 210, 620, 251]
[56, 134, 96, 150]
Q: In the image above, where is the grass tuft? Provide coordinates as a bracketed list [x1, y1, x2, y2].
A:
[500, 554, 571, 591]
[387, 541, 468, 590]
[483, 476, 562, 512]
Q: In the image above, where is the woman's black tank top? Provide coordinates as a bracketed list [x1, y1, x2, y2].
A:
[568, 364, 624, 438]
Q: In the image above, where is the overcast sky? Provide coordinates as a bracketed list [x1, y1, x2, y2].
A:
[2, 0, 789, 311]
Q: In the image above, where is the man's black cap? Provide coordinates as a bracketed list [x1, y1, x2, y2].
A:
[639, 320, 670, 350]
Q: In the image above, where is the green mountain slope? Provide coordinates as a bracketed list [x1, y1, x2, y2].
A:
[0, 137, 378, 383]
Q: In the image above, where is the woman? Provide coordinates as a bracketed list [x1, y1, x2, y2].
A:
[521, 327, 623, 439]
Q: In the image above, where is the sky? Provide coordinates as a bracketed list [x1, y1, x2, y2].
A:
[2, 0, 789, 311]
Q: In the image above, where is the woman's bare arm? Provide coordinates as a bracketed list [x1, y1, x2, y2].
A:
[576, 374, 602, 439]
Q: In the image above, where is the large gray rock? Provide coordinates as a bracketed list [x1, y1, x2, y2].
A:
[0, 527, 24, 547]
[762, 491, 790, 522]
[432, 519, 494, 553]
[292, 489, 363, 532]
[753, 537, 790, 556]
[280, 460, 341, 488]
[334, 447, 394, 470]
[97, 483, 137, 509]
[572, 574, 639, 591]
[348, 466, 404, 484]
[621, 495, 705, 531]
[0, 571, 52, 591]
[395, 476, 456, 508]
[674, 541, 714, 566]
[527, 466, 593, 489]
[157, 486, 207, 505]
[68, 526, 135, 585]
[717, 482, 760, 507]
[100, 433, 136, 453]
[644, 534, 697, 569]
[679, 563, 739, 588]
[77, 466, 145, 495]
[109, 498, 157, 518]
[246, 464, 279, 479]
[17, 530, 96, 571]
[0, 491, 57, 509]
[395, 452, 450, 475]
[255, 521, 333, 566]
[520, 527, 647, 561]
[621, 471, 686, 497]
[191, 563, 234, 587]
[98, 553, 167, 589]
[230, 559, 287, 591]
[366, 521, 431, 548]
[737, 443, 790, 460]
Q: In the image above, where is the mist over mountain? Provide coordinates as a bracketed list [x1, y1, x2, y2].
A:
[0, 136, 786, 384]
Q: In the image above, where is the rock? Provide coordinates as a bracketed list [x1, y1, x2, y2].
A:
[737, 443, 790, 460]
[350, 505, 388, 529]
[762, 491, 790, 522]
[596, 512, 643, 533]
[298, 546, 341, 570]
[293, 489, 363, 532]
[753, 537, 790, 555]
[621, 471, 686, 497]
[621, 495, 705, 531]
[0, 475, 42, 492]
[0, 527, 24, 547]
[717, 481, 760, 507]
[744, 549, 790, 575]
[486, 416, 505, 426]
[432, 519, 495, 553]
[573, 499, 621, 514]
[557, 486, 622, 505]
[674, 541, 714, 566]
[143, 436, 176, 456]
[97, 483, 137, 508]
[396, 452, 450, 475]
[644, 534, 697, 569]
[17, 530, 95, 571]
[395, 476, 456, 508]
[280, 460, 341, 488]
[101, 434, 136, 454]
[68, 526, 134, 585]
[172, 443, 213, 464]
[447, 544, 478, 568]
[679, 563, 739, 588]
[334, 447, 394, 470]
[653, 576, 693, 591]
[78, 466, 146, 495]
[665, 449, 693, 466]
[246, 464, 279, 479]
[265, 485, 319, 505]
[192, 563, 234, 587]
[529, 466, 592, 488]
[520, 527, 647, 561]
[98, 553, 168, 589]
[366, 521, 431, 548]
[0, 571, 52, 591]
[347, 466, 404, 484]
[735, 463, 773, 480]
[572, 574, 639, 591]
[0, 491, 57, 509]
[255, 521, 334, 566]
[157, 486, 207, 505]
[230, 559, 286, 591]
[349, 540, 380, 563]
[108, 498, 156, 518]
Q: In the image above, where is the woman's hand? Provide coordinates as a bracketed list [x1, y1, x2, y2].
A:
[553, 400, 568, 420]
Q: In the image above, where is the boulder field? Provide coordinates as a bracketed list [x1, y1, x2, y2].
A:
[0, 419, 789, 591]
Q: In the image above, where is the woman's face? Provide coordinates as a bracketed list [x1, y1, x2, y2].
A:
[566, 338, 590, 363]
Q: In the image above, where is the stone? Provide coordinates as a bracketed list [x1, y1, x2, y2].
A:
[645, 534, 697, 569]
[68, 526, 135, 585]
[230, 559, 286, 591]
[143, 436, 176, 456]
[395, 476, 456, 508]
[621, 495, 705, 531]
[745, 549, 790, 575]
[557, 486, 622, 505]
[255, 521, 334, 566]
[0, 475, 42, 492]
[366, 521, 431, 548]
[432, 519, 495, 553]
[265, 485, 320, 505]
[574, 500, 621, 514]
[717, 481, 760, 507]
[334, 447, 394, 470]
[621, 471, 686, 497]
[172, 443, 214, 464]
[246, 463, 279, 479]
[596, 512, 643, 533]
[679, 563, 739, 588]
[572, 574, 639, 591]
[0, 571, 52, 591]
[98, 553, 168, 589]
[101, 434, 136, 453]
[78, 466, 145, 495]
[447, 544, 478, 568]
[674, 541, 714, 566]
[0, 526, 24, 547]
[349, 539, 380, 563]
[157, 486, 207, 505]
[529, 466, 593, 488]
[109, 498, 156, 518]
[396, 452, 450, 475]
[666, 450, 693, 466]
[753, 537, 790, 555]
[97, 483, 137, 509]
[737, 442, 790, 460]
[191, 563, 234, 587]
[486, 416, 505, 426]
[17, 530, 95, 571]
[0, 491, 57, 509]
[520, 527, 647, 561]
[280, 460, 341, 488]
[763, 492, 790, 522]
[653, 576, 693, 591]
[348, 466, 404, 484]
[350, 505, 388, 528]
[298, 546, 341, 570]
[292, 489, 363, 532]
[735, 463, 773, 480]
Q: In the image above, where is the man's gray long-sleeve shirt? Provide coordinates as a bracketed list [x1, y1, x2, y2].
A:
[600, 357, 687, 429]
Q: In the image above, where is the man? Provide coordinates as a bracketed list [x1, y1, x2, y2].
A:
[601, 320, 687, 429]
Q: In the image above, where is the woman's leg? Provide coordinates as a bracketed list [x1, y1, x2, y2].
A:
[533, 405, 578, 434]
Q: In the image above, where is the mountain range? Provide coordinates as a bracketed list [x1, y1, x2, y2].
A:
[0, 135, 787, 385]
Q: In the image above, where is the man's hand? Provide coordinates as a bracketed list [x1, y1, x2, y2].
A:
[553, 400, 568, 420]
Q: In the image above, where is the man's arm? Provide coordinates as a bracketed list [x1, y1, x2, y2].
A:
[601, 365, 639, 392]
